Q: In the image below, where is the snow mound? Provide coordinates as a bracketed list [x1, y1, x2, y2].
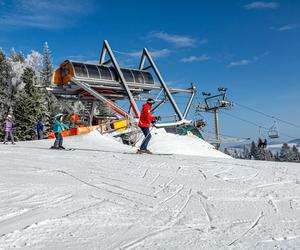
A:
[18, 129, 229, 158]
[63, 130, 134, 153]
[138, 128, 231, 158]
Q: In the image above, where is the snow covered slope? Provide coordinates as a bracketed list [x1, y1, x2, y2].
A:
[0, 133, 300, 249]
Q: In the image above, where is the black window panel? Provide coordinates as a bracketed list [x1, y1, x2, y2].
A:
[132, 70, 145, 84]
[98, 66, 112, 80]
[142, 72, 154, 84]
[121, 69, 134, 83]
[86, 64, 100, 79]
[72, 62, 87, 77]
[109, 67, 118, 81]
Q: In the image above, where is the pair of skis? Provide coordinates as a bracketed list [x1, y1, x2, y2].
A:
[49, 147, 172, 155]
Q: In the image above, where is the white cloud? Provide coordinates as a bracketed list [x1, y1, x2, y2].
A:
[181, 54, 210, 63]
[150, 49, 171, 58]
[113, 48, 171, 59]
[244, 1, 278, 10]
[227, 52, 269, 68]
[147, 31, 203, 48]
[0, 0, 92, 29]
[228, 59, 251, 67]
[270, 25, 299, 31]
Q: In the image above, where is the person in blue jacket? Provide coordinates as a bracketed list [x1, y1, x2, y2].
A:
[51, 114, 69, 149]
[36, 119, 44, 140]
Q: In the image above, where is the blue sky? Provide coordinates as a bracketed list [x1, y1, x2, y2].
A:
[0, 0, 300, 141]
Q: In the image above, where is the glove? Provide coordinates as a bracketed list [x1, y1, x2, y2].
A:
[151, 120, 157, 124]
[156, 116, 161, 121]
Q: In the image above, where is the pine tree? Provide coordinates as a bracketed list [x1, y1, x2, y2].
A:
[0, 49, 11, 140]
[280, 143, 292, 162]
[250, 141, 258, 160]
[243, 145, 250, 159]
[0, 49, 9, 138]
[291, 145, 300, 162]
[40, 42, 61, 133]
[9, 48, 25, 63]
[224, 148, 231, 156]
[275, 152, 280, 161]
[257, 147, 267, 160]
[266, 150, 274, 161]
[41, 42, 53, 87]
[0, 49, 9, 109]
[14, 67, 47, 141]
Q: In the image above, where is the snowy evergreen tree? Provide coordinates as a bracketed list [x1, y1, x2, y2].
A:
[14, 68, 47, 141]
[39, 42, 62, 133]
[266, 150, 274, 161]
[243, 145, 250, 159]
[234, 149, 240, 158]
[224, 148, 230, 156]
[280, 143, 293, 162]
[274, 152, 280, 161]
[291, 145, 300, 162]
[95, 102, 115, 116]
[25, 51, 43, 78]
[41, 42, 53, 87]
[0, 49, 11, 139]
[250, 141, 258, 160]
[257, 147, 267, 160]
[9, 48, 25, 63]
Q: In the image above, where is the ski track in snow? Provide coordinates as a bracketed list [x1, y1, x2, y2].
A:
[198, 193, 213, 229]
[228, 211, 264, 246]
[1, 133, 300, 249]
[159, 185, 184, 205]
[154, 178, 175, 195]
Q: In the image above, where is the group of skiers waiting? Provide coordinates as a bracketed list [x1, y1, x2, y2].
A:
[2, 115, 45, 144]
[2, 98, 159, 153]
[258, 137, 268, 148]
[2, 113, 69, 149]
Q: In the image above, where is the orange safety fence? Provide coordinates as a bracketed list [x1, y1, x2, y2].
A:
[48, 125, 100, 139]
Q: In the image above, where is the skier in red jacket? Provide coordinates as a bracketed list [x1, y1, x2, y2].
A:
[137, 98, 159, 154]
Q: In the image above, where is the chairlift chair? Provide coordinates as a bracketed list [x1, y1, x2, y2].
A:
[268, 121, 279, 139]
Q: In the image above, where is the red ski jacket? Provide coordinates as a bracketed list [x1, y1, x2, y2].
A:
[138, 103, 156, 128]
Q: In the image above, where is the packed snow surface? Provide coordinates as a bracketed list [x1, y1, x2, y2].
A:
[0, 131, 300, 249]
[137, 128, 231, 158]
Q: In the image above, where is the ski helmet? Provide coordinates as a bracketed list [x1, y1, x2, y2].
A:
[55, 113, 64, 119]
[147, 98, 155, 104]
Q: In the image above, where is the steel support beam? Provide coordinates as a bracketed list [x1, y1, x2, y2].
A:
[99, 40, 140, 118]
[139, 48, 184, 121]
[183, 83, 197, 118]
[151, 98, 168, 114]
[72, 78, 128, 118]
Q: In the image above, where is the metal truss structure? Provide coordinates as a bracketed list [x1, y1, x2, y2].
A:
[50, 40, 197, 127]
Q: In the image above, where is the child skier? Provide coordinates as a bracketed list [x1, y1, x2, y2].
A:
[3, 115, 15, 144]
[51, 114, 69, 150]
[137, 98, 159, 154]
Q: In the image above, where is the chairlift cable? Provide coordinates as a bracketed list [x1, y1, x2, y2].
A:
[221, 111, 269, 130]
[203, 130, 250, 141]
[221, 111, 297, 139]
[235, 102, 300, 129]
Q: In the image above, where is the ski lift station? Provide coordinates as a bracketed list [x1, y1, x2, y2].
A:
[50, 40, 198, 144]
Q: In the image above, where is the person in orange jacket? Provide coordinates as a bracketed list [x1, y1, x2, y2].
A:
[137, 98, 159, 154]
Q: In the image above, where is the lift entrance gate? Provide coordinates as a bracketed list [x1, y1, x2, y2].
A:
[50, 40, 196, 128]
